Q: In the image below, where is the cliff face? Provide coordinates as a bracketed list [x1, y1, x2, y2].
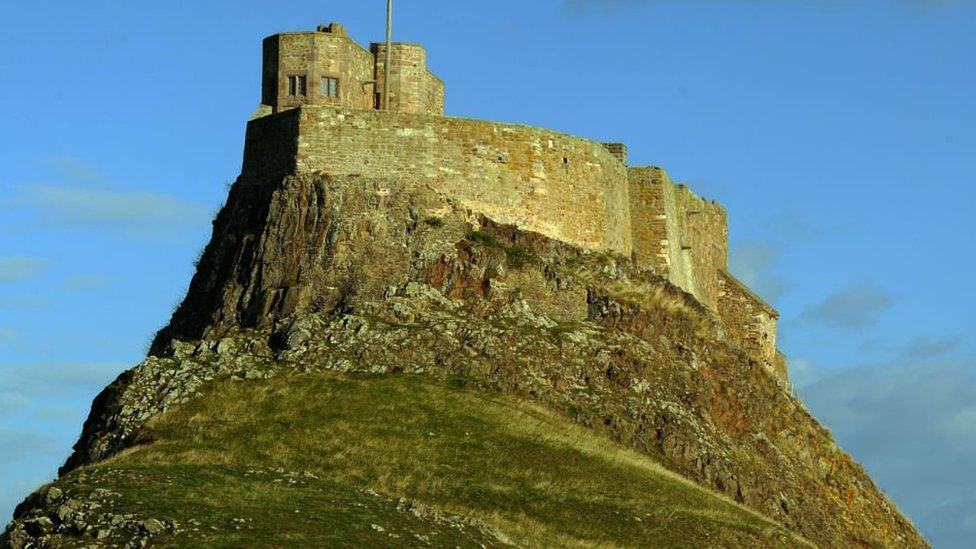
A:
[6, 172, 924, 547]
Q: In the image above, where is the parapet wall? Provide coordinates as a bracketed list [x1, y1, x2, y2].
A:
[264, 106, 634, 254]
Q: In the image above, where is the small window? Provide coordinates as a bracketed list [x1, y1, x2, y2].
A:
[287, 75, 307, 96]
[321, 77, 339, 99]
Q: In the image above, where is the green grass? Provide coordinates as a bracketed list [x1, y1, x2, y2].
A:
[66, 373, 809, 547]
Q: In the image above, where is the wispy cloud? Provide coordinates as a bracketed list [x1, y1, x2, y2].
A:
[61, 274, 108, 290]
[46, 156, 105, 185]
[729, 242, 790, 303]
[0, 296, 51, 310]
[903, 336, 959, 360]
[0, 428, 60, 465]
[0, 363, 124, 397]
[0, 391, 28, 416]
[7, 184, 211, 236]
[0, 257, 49, 283]
[940, 406, 976, 438]
[563, 0, 956, 11]
[800, 281, 892, 329]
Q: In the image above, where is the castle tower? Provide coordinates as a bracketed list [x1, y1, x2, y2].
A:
[371, 42, 445, 115]
[260, 23, 444, 115]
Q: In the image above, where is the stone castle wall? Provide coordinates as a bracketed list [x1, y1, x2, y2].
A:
[262, 26, 444, 116]
[717, 270, 780, 373]
[283, 106, 634, 254]
[241, 105, 783, 379]
[627, 168, 727, 311]
[671, 184, 728, 312]
[372, 43, 445, 115]
[263, 32, 376, 112]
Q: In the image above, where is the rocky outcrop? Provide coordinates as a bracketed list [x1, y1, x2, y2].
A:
[4, 481, 179, 548]
[3, 467, 509, 548]
[7, 173, 925, 548]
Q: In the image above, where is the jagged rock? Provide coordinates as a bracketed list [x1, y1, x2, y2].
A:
[24, 516, 53, 536]
[138, 519, 164, 536]
[43, 487, 63, 505]
[3, 174, 926, 548]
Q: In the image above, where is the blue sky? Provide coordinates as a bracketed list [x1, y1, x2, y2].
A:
[1, 0, 973, 545]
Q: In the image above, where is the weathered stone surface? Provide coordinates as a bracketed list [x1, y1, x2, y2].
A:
[5, 174, 923, 548]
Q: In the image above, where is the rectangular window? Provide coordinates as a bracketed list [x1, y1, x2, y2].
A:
[321, 77, 339, 99]
[288, 75, 307, 96]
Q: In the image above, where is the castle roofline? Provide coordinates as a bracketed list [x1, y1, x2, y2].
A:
[264, 31, 376, 68]
[268, 104, 623, 158]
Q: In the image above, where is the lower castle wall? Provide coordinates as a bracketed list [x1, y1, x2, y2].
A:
[242, 109, 300, 181]
[717, 270, 779, 368]
[241, 106, 782, 378]
[285, 106, 634, 254]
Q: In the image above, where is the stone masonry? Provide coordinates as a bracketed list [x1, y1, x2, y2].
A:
[262, 22, 443, 115]
[250, 23, 782, 380]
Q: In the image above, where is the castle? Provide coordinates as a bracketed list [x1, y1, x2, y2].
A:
[247, 23, 785, 380]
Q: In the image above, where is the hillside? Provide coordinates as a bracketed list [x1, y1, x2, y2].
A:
[4, 173, 926, 547]
[3, 373, 809, 547]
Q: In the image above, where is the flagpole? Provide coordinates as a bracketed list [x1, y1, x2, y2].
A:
[384, 0, 393, 110]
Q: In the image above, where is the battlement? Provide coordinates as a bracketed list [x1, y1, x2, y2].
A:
[245, 22, 782, 379]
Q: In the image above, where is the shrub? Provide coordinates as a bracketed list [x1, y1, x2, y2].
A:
[505, 245, 537, 269]
[423, 217, 444, 228]
[467, 230, 497, 248]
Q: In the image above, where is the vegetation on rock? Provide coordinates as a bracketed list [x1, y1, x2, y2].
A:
[3, 174, 926, 547]
[5, 374, 810, 547]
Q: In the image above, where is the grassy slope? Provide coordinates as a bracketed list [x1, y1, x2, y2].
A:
[63, 372, 810, 547]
